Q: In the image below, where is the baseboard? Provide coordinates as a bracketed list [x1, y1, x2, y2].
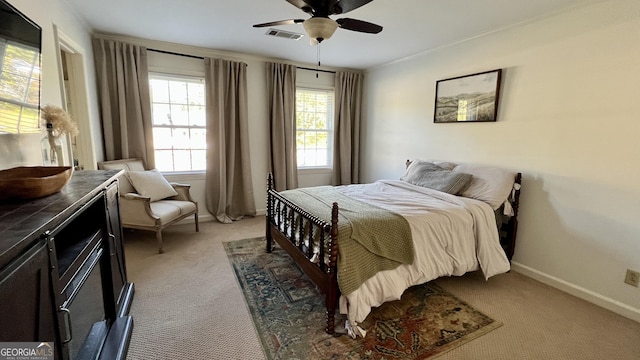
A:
[511, 261, 640, 323]
[174, 212, 214, 225]
[174, 210, 265, 226]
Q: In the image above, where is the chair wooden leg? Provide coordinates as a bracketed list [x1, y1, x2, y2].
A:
[194, 213, 199, 232]
[156, 231, 164, 254]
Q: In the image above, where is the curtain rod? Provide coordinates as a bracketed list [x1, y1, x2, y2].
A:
[148, 49, 335, 74]
[297, 66, 336, 74]
[148, 48, 204, 60]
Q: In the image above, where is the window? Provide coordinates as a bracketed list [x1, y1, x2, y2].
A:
[149, 74, 206, 172]
[0, 39, 41, 134]
[296, 88, 334, 168]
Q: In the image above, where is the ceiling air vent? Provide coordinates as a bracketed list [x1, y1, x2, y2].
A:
[265, 29, 304, 41]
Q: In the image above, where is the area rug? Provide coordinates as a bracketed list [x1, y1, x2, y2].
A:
[224, 237, 502, 360]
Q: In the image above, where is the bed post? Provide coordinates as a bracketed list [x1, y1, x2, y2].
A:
[266, 173, 274, 253]
[504, 173, 521, 260]
[325, 202, 339, 334]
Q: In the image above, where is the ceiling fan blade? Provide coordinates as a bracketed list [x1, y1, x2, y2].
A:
[331, 0, 373, 15]
[336, 18, 382, 34]
[253, 19, 305, 28]
[286, 0, 316, 14]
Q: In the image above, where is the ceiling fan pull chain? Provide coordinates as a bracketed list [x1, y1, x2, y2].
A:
[316, 43, 320, 78]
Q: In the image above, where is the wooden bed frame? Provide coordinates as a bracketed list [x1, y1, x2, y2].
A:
[265, 172, 522, 334]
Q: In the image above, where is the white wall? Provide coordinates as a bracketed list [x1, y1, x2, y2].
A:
[362, 0, 640, 321]
[1, 0, 103, 170]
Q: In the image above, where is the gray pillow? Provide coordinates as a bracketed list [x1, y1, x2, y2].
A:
[400, 160, 472, 194]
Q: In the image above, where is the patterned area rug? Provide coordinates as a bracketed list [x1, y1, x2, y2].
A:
[224, 237, 502, 360]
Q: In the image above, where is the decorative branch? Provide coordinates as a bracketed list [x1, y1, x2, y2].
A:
[41, 105, 78, 138]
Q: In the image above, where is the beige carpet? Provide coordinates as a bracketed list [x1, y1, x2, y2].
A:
[124, 217, 266, 360]
[124, 216, 640, 359]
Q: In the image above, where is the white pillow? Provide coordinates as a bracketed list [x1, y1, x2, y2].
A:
[453, 164, 516, 210]
[126, 170, 178, 202]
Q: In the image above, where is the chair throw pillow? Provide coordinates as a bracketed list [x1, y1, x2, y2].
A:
[126, 170, 178, 202]
[400, 160, 472, 195]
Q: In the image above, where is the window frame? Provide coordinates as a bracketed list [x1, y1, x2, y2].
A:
[0, 38, 41, 134]
[148, 72, 207, 174]
[295, 86, 335, 171]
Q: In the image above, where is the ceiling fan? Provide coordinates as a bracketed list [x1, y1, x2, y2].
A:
[253, 0, 382, 44]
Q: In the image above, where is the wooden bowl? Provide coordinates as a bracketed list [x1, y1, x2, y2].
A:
[0, 166, 73, 201]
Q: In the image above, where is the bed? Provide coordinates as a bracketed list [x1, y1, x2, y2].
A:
[265, 160, 522, 337]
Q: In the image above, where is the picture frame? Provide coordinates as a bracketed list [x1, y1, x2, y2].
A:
[433, 69, 502, 123]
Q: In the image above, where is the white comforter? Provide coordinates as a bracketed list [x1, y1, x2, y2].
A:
[335, 180, 510, 337]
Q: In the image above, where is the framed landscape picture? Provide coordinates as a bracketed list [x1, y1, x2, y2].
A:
[433, 69, 502, 123]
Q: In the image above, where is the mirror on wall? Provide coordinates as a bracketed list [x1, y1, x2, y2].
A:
[0, 0, 42, 134]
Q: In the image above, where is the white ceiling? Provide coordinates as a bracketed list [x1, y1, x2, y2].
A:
[63, 0, 596, 70]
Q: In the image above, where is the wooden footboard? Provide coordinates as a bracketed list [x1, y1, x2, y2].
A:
[265, 174, 340, 334]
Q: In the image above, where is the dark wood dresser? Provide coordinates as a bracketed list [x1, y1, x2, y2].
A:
[0, 170, 134, 360]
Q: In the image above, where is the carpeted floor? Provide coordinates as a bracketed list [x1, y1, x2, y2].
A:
[124, 217, 640, 360]
[224, 237, 502, 360]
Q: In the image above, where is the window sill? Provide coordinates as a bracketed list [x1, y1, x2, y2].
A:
[161, 171, 206, 181]
[298, 167, 333, 175]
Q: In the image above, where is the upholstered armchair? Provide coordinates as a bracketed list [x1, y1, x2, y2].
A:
[98, 158, 199, 253]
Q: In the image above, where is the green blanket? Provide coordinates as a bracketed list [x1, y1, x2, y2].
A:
[280, 186, 414, 295]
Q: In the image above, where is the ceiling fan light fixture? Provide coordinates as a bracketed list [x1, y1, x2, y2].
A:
[303, 17, 338, 43]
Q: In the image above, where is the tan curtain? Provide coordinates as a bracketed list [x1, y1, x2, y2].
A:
[204, 58, 256, 223]
[332, 71, 363, 185]
[266, 62, 298, 191]
[92, 38, 155, 167]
